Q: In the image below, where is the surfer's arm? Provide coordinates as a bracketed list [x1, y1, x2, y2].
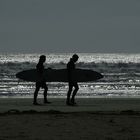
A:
[36, 64, 45, 82]
[67, 70, 71, 82]
[67, 61, 75, 82]
[67, 69, 76, 83]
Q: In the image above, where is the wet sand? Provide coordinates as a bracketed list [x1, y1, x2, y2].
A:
[0, 98, 140, 140]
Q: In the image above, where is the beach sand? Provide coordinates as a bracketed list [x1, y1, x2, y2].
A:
[0, 98, 140, 140]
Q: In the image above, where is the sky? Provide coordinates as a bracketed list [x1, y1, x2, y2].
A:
[0, 0, 140, 53]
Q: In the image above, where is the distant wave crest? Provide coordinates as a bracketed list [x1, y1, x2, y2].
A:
[0, 61, 140, 76]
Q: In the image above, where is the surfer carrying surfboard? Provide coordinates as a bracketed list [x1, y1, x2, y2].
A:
[33, 55, 51, 105]
[66, 54, 79, 106]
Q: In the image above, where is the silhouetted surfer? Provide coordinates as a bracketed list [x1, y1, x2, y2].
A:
[33, 55, 51, 105]
[66, 54, 79, 106]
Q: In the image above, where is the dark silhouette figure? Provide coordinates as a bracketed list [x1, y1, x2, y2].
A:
[66, 54, 79, 106]
[33, 55, 51, 105]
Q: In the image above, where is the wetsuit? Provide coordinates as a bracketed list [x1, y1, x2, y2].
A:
[67, 58, 79, 104]
[36, 62, 47, 89]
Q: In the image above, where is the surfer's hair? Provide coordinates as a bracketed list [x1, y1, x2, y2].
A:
[39, 55, 46, 61]
[72, 54, 79, 59]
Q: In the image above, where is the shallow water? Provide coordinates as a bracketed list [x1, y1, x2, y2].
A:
[0, 53, 140, 98]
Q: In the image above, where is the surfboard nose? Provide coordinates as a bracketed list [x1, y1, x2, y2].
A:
[85, 70, 103, 81]
[94, 73, 104, 80]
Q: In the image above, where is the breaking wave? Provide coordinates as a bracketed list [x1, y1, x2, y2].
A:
[0, 61, 140, 83]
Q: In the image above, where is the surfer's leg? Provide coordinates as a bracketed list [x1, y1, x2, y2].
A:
[43, 85, 51, 104]
[66, 83, 73, 105]
[33, 84, 40, 105]
[71, 83, 79, 104]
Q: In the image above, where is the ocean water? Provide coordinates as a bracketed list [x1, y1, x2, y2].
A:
[1, 53, 140, 98]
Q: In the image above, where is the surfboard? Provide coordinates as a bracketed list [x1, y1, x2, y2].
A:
[16, 68, 103, 82]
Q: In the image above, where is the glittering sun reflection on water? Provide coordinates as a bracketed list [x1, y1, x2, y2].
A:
[1, 53, 140, 98]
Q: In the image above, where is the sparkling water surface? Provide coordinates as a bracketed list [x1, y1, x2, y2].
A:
[0, 53, 140, 98]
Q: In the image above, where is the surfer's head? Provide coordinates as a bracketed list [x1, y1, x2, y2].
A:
[39, 55, 46, 63]
[72, 54, 79, 62]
